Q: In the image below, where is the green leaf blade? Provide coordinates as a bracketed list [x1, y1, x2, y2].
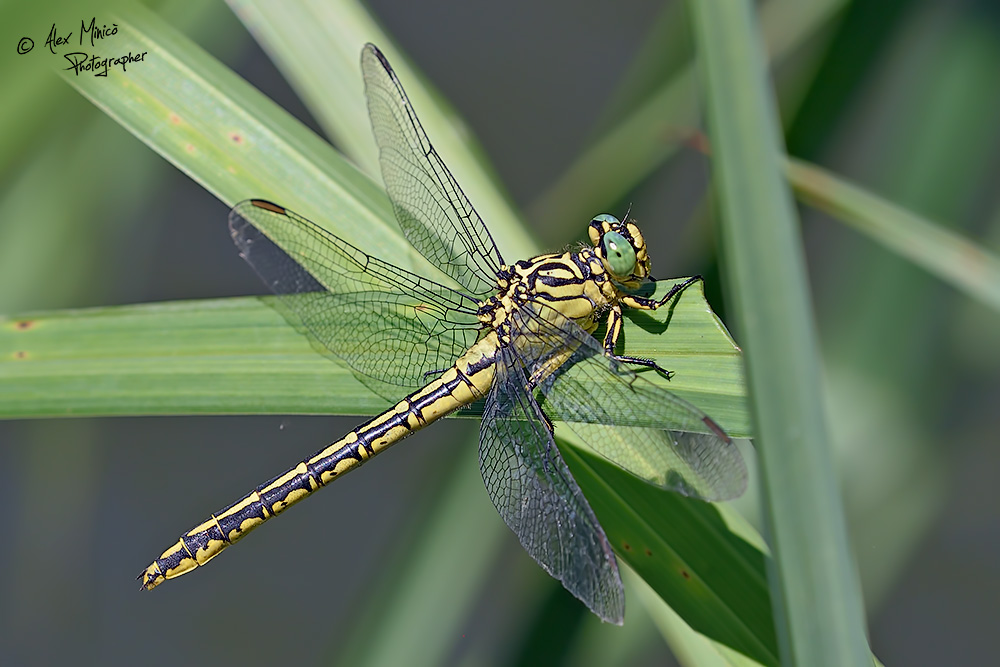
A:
[689, 1, 872, 664]
[0, 281, 746, 430]
[563, 443, 777, 665]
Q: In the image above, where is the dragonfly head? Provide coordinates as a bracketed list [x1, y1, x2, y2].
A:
[589, 214, 652, 288]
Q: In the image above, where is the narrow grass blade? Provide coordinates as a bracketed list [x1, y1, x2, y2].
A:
[335, 447, 504, 667]
[529, 0, 847, 228]
[787, 157, 1000, 311]
[689, 2, 871, 664]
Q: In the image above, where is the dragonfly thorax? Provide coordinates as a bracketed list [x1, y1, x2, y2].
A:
[477, 245, 629, 338]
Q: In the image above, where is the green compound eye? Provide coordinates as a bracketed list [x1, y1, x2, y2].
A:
[592, 213, 620, 226]
[602, 231, 636, 278]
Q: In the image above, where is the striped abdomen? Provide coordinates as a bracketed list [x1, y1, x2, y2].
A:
[139, 336, 498, 590]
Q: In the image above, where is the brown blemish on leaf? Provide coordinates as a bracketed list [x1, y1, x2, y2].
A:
[684, 129, 712, 155]
[14, 320, 35, 330]
[169, 113, 182, 125]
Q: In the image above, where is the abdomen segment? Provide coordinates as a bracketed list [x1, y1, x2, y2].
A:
[139, 350, 496, 590]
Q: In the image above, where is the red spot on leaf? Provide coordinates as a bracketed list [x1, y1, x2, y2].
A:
[684, 130, 711, 155]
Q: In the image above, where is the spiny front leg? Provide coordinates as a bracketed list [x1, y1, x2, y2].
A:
[621, 275, 703, 311]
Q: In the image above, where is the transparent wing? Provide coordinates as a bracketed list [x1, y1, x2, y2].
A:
[228, 199, 481, 398]
[481, 344, 624, 624]
[507, 302, 747, 502]
[361, 43, 504, 298]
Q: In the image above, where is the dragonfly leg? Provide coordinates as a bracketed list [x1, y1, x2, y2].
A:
[621, 274, 703, 312]
[617, 355, 675, 378]
[540, 407, 555, 434]
[606, 275, 704, 378]
[651, 274, 703, 308]
[604, 306, 675, 376]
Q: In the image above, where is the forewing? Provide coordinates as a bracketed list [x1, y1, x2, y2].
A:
[480, 345, 624, 624]
[509, 302, 748, 501]
[361, 44, 504, 298]
[228, 199, 480, 398]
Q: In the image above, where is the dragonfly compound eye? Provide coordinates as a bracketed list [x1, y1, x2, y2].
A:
[591, 213, 620, 226]
[588, 213, 620, 247]
[602, 231, 637, 278]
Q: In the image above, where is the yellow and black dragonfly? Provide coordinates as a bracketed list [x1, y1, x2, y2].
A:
[139, 44, 746, 624]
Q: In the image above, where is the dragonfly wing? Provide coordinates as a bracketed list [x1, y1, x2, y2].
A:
[509, 302, 748, 502]
[361, 44, 504, 298]
[480, 345, 625, 625]
[229, 199, 480, 398]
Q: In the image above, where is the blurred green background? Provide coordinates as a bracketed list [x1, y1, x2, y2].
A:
[1, 0, 998, 665]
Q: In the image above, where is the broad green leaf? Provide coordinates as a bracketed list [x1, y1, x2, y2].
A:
[58, 3, 408, 266]
[565, 444, 776, 665]
[630, 566, 769, 666]
[228, 0, 530, 259]
[0, 279, 748, 434]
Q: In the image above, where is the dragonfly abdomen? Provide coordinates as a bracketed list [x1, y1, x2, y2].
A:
[139, 338, 499, 591]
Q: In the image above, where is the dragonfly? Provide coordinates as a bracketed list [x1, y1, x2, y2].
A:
[139, 43, 747, 624]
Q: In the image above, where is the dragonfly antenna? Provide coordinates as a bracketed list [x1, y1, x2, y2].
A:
[621, 202, 633, 223]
